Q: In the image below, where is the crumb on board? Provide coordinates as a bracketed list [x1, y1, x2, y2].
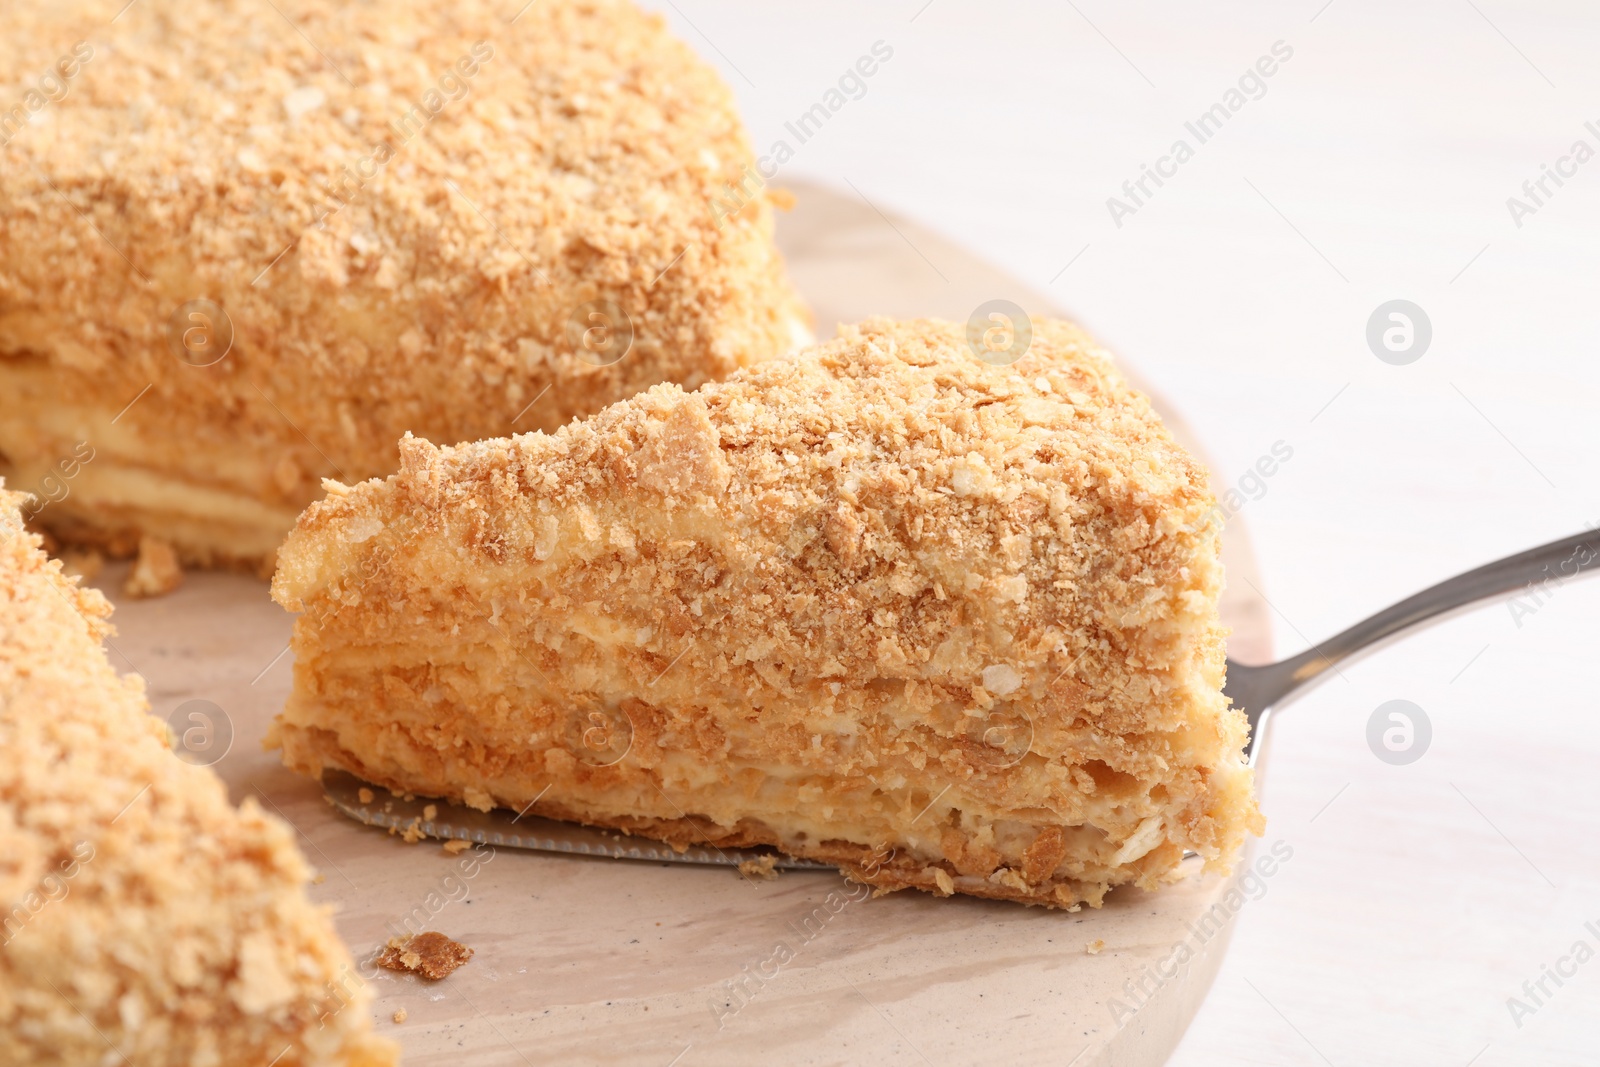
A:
[736, 855, 780, 881]
[377, 932, 474, 981]
[1086, 939, 1105, 955]
[392, 1008, 407, 1024]
[311, 872, 325, 885]
[423, 804, 438, 821]
[442, 840, 471, 855]
[58, 547, 104, 581]
[358, 787, 375, 805]
[122, 536, 183, 598]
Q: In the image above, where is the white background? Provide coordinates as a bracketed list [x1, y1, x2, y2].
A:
[643, 2, 1600, 1063]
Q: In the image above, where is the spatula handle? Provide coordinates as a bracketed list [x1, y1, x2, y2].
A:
[1227, 527, 1600, 736]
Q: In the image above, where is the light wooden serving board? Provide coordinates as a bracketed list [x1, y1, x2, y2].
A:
[91, 182, 1272, 1066]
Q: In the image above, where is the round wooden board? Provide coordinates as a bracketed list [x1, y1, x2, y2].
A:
[90, 181, 1272, 1067]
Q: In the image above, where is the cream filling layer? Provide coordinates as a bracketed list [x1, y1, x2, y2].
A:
[284, 637, 1200, 884]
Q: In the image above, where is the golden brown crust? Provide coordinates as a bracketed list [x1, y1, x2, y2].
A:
[273, 318, 1262, 909]
[0, 487, 395, 1066]
[0, 0, 807, 569]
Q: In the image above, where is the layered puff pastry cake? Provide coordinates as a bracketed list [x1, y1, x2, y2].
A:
[0, 491, 395, 1066]
[0, 0, 807, 574]
[271, 318, 1262, 908]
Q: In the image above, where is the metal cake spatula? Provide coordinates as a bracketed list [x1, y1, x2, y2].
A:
[322, 770, 832, 869]
[1228, 527, 1598, 763]
[327, 529, 1598, 865]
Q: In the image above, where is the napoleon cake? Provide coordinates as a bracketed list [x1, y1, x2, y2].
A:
[0, 0, 807, 574]
[0, 490, 395, 1065]
[270, 318, 1262, 907]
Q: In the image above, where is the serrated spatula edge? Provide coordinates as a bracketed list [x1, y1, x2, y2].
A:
[322, 769, 832, 870]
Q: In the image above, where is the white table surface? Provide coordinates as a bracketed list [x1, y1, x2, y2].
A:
[641, 2, 1600, 1064]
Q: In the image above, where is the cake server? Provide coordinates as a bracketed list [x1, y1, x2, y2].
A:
[1228, 527, 1598, 763]
[326, 528, 1597, 865]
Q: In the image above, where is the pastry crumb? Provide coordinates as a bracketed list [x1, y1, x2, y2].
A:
[391, 1008, 407, 1024]
[422, 804, 438, 821]
[122, 536, 183, 598]
[377, 932, 474, 980]
[736, 855, 780, 881]
[58, 547, 104, 581]
[1085, 939, 1105, 955]
[358, 787, 375, 804]
[311, 872, 326, 885]
[442, 840, 471, 855]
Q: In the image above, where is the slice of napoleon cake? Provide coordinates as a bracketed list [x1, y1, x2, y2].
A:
[270, 318, 1263, 908]
[0, 489, 395, 1065]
